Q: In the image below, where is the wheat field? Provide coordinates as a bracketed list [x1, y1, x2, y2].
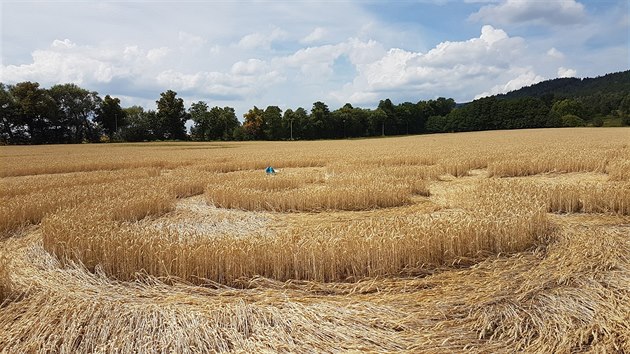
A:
[1, 128, 629, 352]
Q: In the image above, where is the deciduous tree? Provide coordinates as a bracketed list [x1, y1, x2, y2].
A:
[49, 83, 102, 143]
[243, 106, 265, 140]
[156, 90, 188, 140]
[95, 95, 125, 139]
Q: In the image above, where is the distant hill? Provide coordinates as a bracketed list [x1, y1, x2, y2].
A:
[497, 70, 630, 100]
[427, 70, 630, 134]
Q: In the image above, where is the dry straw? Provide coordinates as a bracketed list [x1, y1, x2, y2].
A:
[43, 179, 550, 284]
[2, 225, 628, 352]
[506, 180, 630, 215]
[205, 169, 415, 212]
[0, 255, 11, 304]
[606, 159, 630, 181]
[2, 128, 630, 352]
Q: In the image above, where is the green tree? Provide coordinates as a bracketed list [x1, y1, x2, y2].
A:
[49, 83, 102, 143]
[619, 94, 630, 126]
[377, 99, 396, 135]
[189, 101, 212, 141]
[243, 106, 265, 140]
[0, 83, 27, 144]
[119, 106, 155, 142]
[156, 90, 188, 140]
[369, 108, 387, 136]
[10, 81, 56, 144]
[395, 102, 419, 135]
[95, 95, 125, 139]
[282, 108, 296, 140]
[199, 106, 240, 140]
[550, 99, 585, 120]
[332, 103, 354, 138]
[426, 115, 447, 133]
[263, 105, 283, 140]
[432, 97, 456, 116]
[310, 101, 331, 139]
[561, 114, 586, 127]
[283, 107, 309, 139]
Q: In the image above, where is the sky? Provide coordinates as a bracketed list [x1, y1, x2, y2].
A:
[1, 0, 628, 118]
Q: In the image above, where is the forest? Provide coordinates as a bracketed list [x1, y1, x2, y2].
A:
[1, 70, 628, 144]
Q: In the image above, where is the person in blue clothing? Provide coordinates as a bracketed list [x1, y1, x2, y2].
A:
[265, 166, 276, 174]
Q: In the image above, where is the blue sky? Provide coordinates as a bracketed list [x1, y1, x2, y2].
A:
[1, 0, 628, 117]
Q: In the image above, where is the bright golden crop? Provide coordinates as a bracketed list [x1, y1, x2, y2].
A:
[1, 128, 629, 352]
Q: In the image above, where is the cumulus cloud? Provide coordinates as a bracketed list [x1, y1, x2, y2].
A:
[475, 69, 544, 98]
[557, 67, 577, 78]
[1, 40, 137, 85]
[14, 39, 122, 84]
[0, 22, 578, 111]
[51, 39, 76, 49]
[470, 0, 586, 26]
[419, 25, 514, 67]
[237, 28, 287, 49]
[156, 68, 284, 100]
[146, 47, 170, 62]
[230, 59, 268, 76]
[300, 27, 327, 44]
[278, 43, 347, 78]
[270, 38, 385, 82]
[547, 47, 565, 59]
[331, 25, 536, 104]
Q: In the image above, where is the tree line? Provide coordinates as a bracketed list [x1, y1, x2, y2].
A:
[0, 81, 456, 144]
[499, 70, 630, 100]
[427, 93, 630, 133]
[1, 71, 628, 144]
[428, 70, 630, 133]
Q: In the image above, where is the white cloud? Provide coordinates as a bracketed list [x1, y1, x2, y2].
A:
[470, 0, 586, 26]
[156, 68, 284, 100]
[237, 28, 288, 49]
[300, 27, 327, 44]
[547, 47, 565, 59]
[0, 39, 195, 100]
[475, 69, 544, 98]
[332, 25, 534, 104]
[419, 25, 515, 67]
[270, 38, 385, 82]
[146, 47, 170, 62]
[1, 41, 133, 85]
[51, 39, 76, 49]
[278, 44, 346, 78]
[557, 67, 577, 78]
[230, 59, 267, 76]
[123, 46, 141, 60]
[479, 24, 509, 44]
[156, 57, 286, 101]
